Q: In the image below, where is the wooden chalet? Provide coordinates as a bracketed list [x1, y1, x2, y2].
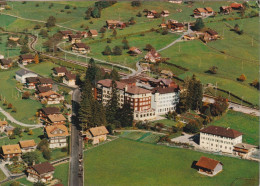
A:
[59, 30, 73, 39]
[26, 77, 39, 89]
[38, 78, 54, 88]
[106, 20, 126, 29]
[68, 34, 81, 44]
[203, 29, 219, 42]
[19, 140, 37, 153]
[27, 162, 55, 183]
[52, 67, 68, 77]
[183, 33, 197, 40]
[195, 156, 223, 176]
[36, 86, 52, 94]
[171, 23, 184, 32]
[46, 114, 67, 125]
[38, 91, 64, 105]
[193, 7, 214, 18]
[144, 49, 161, 63]
[161, 10, 170, 17]
[19, 54, 34, 65]
[82, 126, 109, 145]
[44, 125, 69, 148]
[128, 47, 142, 56]
[147, 10, 157, 18]
[88, 30, 98, 37]
[0, 59, 13, 69]
[220, 6, 232, 14]
[1, 144, 22, 161]
[63, 72, 76, 86]
[230, 3, 243, 10]
[233, 143, 257, 158]
[72, 43, 90, 54]
[39, 107, 60, 119]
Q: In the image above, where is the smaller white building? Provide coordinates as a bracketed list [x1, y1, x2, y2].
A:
[84, 126, 109, 145]
[63, 72, 76, 87]
[15, 69, 37, 83]
[19, 140, 37, 153]
[200, 126, 243, 154]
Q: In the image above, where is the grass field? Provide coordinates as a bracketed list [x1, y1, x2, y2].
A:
[0, 68, 42, 124]
[0, 33, 21, 57]
[211, 110, 259, 146]
[0, 169, 6, 182]
[120, 131, 165, 144]
[84, 138, 259, 186]
[27, 61, 59, 77]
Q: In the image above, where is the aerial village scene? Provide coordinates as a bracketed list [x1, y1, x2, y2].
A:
[0, 0, 259, 185]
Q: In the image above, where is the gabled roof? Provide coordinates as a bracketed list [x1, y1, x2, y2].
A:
[73, 43, 90, 49]
[26, 77, 39, 83]
[234, 143, 257, 150]
[88, 30, 98, 35]
[2, 144, 22, 155]
[16, 69, 36, 76]
[126, 85, 151, 94]
[39, 91, 60, 98]
[97, 79, 126, 90]
[205, 7, 213, 12]
[41, 107, 60, 115]
[20, 54, 34, 60]
[230, 3, 243, 8]
[69, 34, 81, 39]
[45, 124, 69, 138]
[38, 78, 54, 84]
[206, 29, 218, 36]
[195, 8, 207, 13]
[196, 156, 221, 170]
[89, 126, 109, 137]
[53, 67, 68, 74]
[59, 30, 73, 35]
[30, 162, 55, 175]
[47, 114, 66, 123]
[64, 72, 76, 80]
[106, 20, 120, 24]
[162, 10, 170, 14]
[37, 86, 52, 93]
[19, 140, 36, 148]
[0, 59, 12, 65]
[200, 126, 243, 139]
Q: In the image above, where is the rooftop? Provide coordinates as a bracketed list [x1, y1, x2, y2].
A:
[196, 156, 221, 170]
[200, 126, 243, 139]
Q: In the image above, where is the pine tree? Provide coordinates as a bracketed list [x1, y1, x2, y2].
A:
[110, 69, 120, 81]
[34, 54, 39, 64]
[194, 18, 205, 31]
[186, 75, 203, 110]
[105, 80, 120, 124]
[118, 103, 133, 127]
[113, 46, 122, 55]
[102, 45, 112, 55]
[85, 58, 99, 84]
[91, 6, 101, 18]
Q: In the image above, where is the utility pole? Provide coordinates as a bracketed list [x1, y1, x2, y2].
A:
[215, 82, 217, 97]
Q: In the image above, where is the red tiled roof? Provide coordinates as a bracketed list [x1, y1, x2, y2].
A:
[31, 162, 55, 175]
[73, 43, 90, 49]
[196, 156, 221, 170]
[200, 126, 243, 139]
[230, 3, 243, 8]
[152, 86, 178, 94]
[38, 78, 54, 84]
[53, 67, 68, 74]
[20, 54, 34, 60]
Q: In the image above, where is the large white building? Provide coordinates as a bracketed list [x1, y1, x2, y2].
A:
[200, 126, 243, 154]
[151, 87, 180, 115]
[15, 69, 37, 84]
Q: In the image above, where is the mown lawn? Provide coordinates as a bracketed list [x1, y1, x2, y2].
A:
[0, 68, 42, 124]
[84, 138, 259, 186]
[210, 110, 259, 146]
[27, 61, 59, 77]
[0, 169, 6, 182]
[0, 33, 21, 57]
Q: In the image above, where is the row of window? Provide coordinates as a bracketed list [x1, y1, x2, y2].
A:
[201, 137, 234, 145]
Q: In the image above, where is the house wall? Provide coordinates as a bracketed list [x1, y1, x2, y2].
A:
[63, 78, 76, 86]
[92, 134, 107, 145]
[200, 132, 242, 153]
[21, 146, 36, 153]
[213, 163, 223, 175]
[49, 137, 67, 148]
[16, 73, 37, 83]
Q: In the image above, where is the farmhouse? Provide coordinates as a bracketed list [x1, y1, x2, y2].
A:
[0, 59, 12, 69]
[200, 125, 243, 153]
[147, 10, 157, 18]
[68, 34, 81, 44]
[203, 29, 219, 42]
[193, 7, 214, 18]
[171, 23, 184, 32]
[106, 20, 125, 29]
[195, 156, 223, 176]
[63, 72, 76, 86]
[1, 144, 22, 161]
[220, 6, 232, 14]
[27, 162, 55, 183]
[19, 54, 35, 65]
[183, 33, 197, 40]
[59, 30, 73, 39]
[0, 120, 8, 133]
[161, 10, 170, 17]
[26, 77, 39, 89]
[45, 124, 69, 148]
[38, 78, 54, 88]
[144, 49, 161, 63]
[39, 107, 60, 120]
[19, 140, 37, 153]
[0, 1, 7, 9]
[15, 69, 37, 83]
[230, 3, 243, 10]
[46, 114, 67, 125]
[38, 91, 64, 105]
[128, 47, 142, 56]
[36, 86, 52, 94]
[233, 143, 257, 158]
[52, 67, 68, 77]
[83, 126, 109, 145]
[72, 43, 90, 54]
[88, 30, 98, 37]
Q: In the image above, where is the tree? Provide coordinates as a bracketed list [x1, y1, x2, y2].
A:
[37, 139, 49, 151]
[100, 27, 106, 33]
[183, 120, 202, 133]
[251, 79, 259, 89]
[65, 5, 70, 9]
[91, 6, 101, 18]
[136, 11, 142, 17]
[106, 80, 120, 124]
[34, 24, 41, 30]
[113, 46, 122, 55]
[234, 24, 240, 32]
[14, 127, 22, 136]
[110, 69, 120, 81]
[238, 74, 246, 81]
[123, 42, 130, 50]
[102, 45, 112, 55]
[46, 16, 56, 27]
[43, 148, 51, 160]
[208, 66, 218, 74]
[22, 91, 31, 99]
[20, 45, 30, 54]
[22, 152, 39, 166]
[161, 30, 168, 35]
[12, 107, 17, 113]
[10, 182, 20, 186]
[210, 97, 229, 116]
[112, 29, 117, 37]
[131, 1, 141, 7]
[85, 58, 101, 84]
[194, 18, 205, 31]
[39, 29, 48, 38]
[85, 8, 92, 20]
[7, 40, 17, 48]
[144, 44, 154, 51]
[28, 130, 33, 135]
[7, 103, 12, 109]
[34, 182, 45, 186]
[118, 103, 133, 127]
[129, 17, 136, 25]
[186, 75, 203, 110]
[34, 54, 39, 64]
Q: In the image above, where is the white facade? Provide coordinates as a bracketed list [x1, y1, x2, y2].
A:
[151, 91, 179, 115]
[16, 73, 37, 84]
[63, 78, 76, 87]
[49, 137, 67, 148]
[200, 132, 242, 153]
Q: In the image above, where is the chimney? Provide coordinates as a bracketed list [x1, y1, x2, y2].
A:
[125, 85, 128, 91]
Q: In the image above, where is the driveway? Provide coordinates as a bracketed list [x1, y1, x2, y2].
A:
[171, 133, 200, 148]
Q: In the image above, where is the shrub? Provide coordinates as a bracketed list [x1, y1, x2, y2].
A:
[9, 134, 16, 139]
[22, 91, 31, 99]
[12, 107, 17, 113]
[60, 9, 64, 12]
[65, 5, 70, 9]
[28, 130, 33, 135]
[34, 24, 41, 30]
[35, 3, 39, 7]
[238, 74, 246, 81]
[24, 128, 29, 133]
[43, 149, 51, 160]
[7, 103, 12, 109]
[61, 147, 68, 152]
[161, 30, 168, 35]
[5, 5, 11, 10]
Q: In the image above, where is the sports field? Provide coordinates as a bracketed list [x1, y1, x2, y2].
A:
[84, 138, 259, 186]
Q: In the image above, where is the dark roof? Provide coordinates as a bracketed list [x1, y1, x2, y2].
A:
[26, 77, 39, 83]
[0, 1, 7, 5]
[173, 23, 184, 27]
[73, 43, 90, 49]
[38, 78, 54, 84]
[59, 30, 73, 35]
[69, 34, 81, 39]
[15, 69, 35, 76]
[206, 29, 218, 36]
[53, 67, 68, 74]
[200, 126, 243, 139]
[37, 86, 52, 93]
[0, 59, 12, 65]
[41, 107, 60, 115]
[65, 72, 76, 80]
[196, 156, 221, 170]
[20, 54, 34, 60]
[120, 78, 137, 84]
[31, 162, 55, 175]
[152, 87, 178, 94]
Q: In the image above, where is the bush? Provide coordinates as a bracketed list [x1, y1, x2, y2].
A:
[107, 38, 112, 43]
[34, 24, 41, 30]
[5, 5, 11, 10]
[65, 5, 70, 9]
[161, 30, 168, 35]
[28, 130, 33, 135]
[22, 91, 31, 99]
[9, 134, 16, 139]
[24, 128, 29, 133]
[37, 139, 49, 151]
[43, 148, 51, 160]
[61, 147, 68, 152]
[60, 9, 64, 12]
[237, 74, 246, 81]
[7, 103, 12, 109]
[14, 127, 22, 136]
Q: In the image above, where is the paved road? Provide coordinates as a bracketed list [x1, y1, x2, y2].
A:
[202, 96, 260, 116]
[70, 88, 83, 186]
